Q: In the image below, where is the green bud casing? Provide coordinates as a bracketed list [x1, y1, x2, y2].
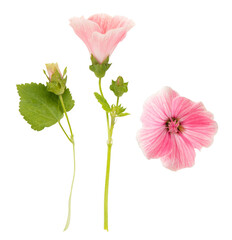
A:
[89, 55, 111, 78]
[44, 64, 67, 95]
[110, 76, 128, 97]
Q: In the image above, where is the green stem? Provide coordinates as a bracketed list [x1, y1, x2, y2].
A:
[59, 95, 74, 138]
[99, 78, 109, 132]
[98, 77, 116, 231]
[104, 118, 115, 231]
[58, 121, 72, 143]
[59, 95, 76, 231]
[116, 97, 119, 107]
[99, 77, 104, 97]
[63, 140, 76, 231]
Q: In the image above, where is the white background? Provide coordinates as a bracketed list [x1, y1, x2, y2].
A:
[0, 0, 231, 239]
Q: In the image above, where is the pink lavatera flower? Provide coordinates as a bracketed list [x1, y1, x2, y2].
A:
[69, 14, 134, 63]
[137, 87, 218, 171]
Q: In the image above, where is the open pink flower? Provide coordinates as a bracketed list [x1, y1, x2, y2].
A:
[69, 14, 134, 63]
[137, 87, 218, 171]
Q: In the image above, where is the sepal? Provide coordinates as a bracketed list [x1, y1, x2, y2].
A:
[46, 70, 67, 95]
[89, 55, 111, 78]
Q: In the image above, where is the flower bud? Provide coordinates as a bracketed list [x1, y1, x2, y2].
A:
[44, 63, 67, 95]
[110, 76, 128, 97]
[45, 63, 62, 81]
[116, 76, 124, 86]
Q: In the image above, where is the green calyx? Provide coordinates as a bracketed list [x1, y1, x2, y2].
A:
[89, 55, 111, 78]
[44, 67, 67, 95]
[110, 76, 128, 97]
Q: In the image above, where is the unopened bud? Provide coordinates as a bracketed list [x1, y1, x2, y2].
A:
[44, 63, 67, 95]
[45, 63, 62, 81]
[110, 76, 128, 97]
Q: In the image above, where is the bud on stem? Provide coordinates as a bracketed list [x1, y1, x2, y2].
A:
[44, 63, 67, 95]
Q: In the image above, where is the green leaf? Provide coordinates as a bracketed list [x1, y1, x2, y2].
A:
[94, 92, 111, 112]
[17, 83, 74, 131]
[117, 112, 130, 117]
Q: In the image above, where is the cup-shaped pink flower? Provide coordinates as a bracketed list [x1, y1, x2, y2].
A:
[69, 14, 134, 63]
[137, 87, 218, 171]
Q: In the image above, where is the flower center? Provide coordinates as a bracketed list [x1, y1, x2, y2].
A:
[166, 118, 183, 134]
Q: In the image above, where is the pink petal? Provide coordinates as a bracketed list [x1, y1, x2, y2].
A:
[137, 127, 172, 159]
[91, 28, 128, 63]
[141, 87, 179, 127]
[88, 14, 112, 33]
[107, 15, 135, 32]
[172, 96, 218, 150]
[89, 14, 134, 33]
[161, 134, 196, 171]
[70, 14, 134, 63]
[69, 17, 101, 53]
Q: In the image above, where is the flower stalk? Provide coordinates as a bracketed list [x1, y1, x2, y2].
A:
[70, 13, 134, 231]
[58, 95, 76, 231]
[97, 74, 128, 231]
[104, 126, 114, 231]
[98, 77, 114, 231]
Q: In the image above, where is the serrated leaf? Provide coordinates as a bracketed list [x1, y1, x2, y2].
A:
[17, 83, 74, 131]
[94, 92, 111, 112]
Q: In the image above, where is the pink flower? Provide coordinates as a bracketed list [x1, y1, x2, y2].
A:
[69, 14, 134, 63]
[137, 87, 218, 171]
